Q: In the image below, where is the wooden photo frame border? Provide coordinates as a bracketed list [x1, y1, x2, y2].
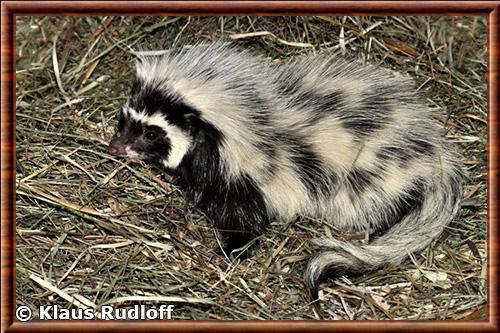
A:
[1, 1, 498, 332]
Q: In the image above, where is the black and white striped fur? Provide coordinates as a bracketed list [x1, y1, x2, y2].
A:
[108, 43, 465, 298]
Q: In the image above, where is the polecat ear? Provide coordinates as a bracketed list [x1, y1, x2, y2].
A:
[184, 112, 197, 122]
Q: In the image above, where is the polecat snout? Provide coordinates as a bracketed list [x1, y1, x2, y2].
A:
[108, 43, 465, 298]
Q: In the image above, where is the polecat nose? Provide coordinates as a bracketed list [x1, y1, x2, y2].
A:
[108, 138, 126, 156]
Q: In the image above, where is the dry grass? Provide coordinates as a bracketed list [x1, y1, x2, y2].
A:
[15, 16, 487, 320]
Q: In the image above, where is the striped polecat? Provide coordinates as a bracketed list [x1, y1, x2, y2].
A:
[108, 43, 465, 298]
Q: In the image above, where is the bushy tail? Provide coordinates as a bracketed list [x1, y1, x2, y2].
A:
[305, 165, 465, 298]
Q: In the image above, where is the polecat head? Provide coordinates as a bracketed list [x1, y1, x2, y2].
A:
[108, 79, 197, 170]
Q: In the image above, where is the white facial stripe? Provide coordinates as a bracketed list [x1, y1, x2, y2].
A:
[160, 124, 192, 168]
[125, 107, 192, 168]
[124, 107, 148, 122]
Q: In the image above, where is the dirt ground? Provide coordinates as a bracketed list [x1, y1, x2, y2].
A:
[15, 16, 487, 320]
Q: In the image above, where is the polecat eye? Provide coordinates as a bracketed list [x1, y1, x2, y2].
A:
[144, 131, 158, 141]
